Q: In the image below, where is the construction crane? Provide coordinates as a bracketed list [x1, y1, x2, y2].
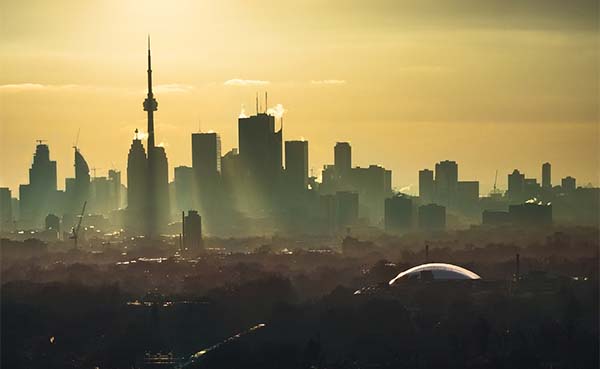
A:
[91, 167, 103, 178]
[490, 169, 503, 197]
[70, 201, 87, 249]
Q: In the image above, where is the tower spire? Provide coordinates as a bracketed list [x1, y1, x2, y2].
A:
[143, 35, 158, 150]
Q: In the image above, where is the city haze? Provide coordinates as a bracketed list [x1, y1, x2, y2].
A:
[1, 0, 598, 194]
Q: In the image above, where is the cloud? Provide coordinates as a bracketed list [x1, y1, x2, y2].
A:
[224, 79, 270, 86]
[310, 79, 347, 85]
[0, 83, 82, 92]
[266, 103, 286, 119]
[153, 84, 195, 93]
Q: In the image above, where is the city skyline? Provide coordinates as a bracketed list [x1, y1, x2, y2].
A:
[1, 1, 598, 195]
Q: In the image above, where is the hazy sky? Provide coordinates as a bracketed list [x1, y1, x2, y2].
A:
[1, 0, 598, 196]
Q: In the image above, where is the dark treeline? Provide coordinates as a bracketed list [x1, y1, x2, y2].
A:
[1, 226, 598, 369]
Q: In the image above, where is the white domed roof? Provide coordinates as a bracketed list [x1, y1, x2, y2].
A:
[389, 263, 481, 285]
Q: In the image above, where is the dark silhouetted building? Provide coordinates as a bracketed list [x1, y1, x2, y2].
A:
[192, 132, 221, 178]
[523, 178, 540, 199]
[507, 169, 525, 201]
[509, 202, 552, 226]
[174, 166, 193, 213]
[148, 145, 170, 231]
[419, 169, 434, 204]
[434, 160, 458, 206]
[285, 140, 309, 192]
[126, 130, 148, 233]
[19, 143, 58, 228]
[319, 194, 336, 233]
[0, 187, 12, 232]
[542, 162, 551, 189]
[349, 165, 392, 223]
[562, 176, 576, 192]
[65, 147, 90, 215]
[334, 142, 352, 177]
[335, 191, 359, 230]
[183, 210, 203, 249]
[457, 180, 479, 213]
[482, 210, 511, 226]
[192, 132, 221, 211]
[385, 195, 413, 233]
[418, 204, 446, 230]
[221, 148, 240, 191]
[45, 213, 60, 231]
[238, 112, 282, 212]
[108, 169, 121, 210]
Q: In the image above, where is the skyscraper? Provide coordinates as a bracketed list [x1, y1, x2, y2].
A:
[507, 169, 525, 201]
[108, 169, 121, 210]
[334, 142, 351, 176]
[562, 176, 576, 192]
[385, 195, 413, 233]
[65, 147, 90, 214]
[418, 204, 446, 230]
[434, 160, 458, 206]
[285, 140, 309, 192]
[335, 191, 359, 230]
[0, 187, 12, 232]
[183, 210, 203, 249]
[192, 132, 221, 180]
[192, 132, 221, 211]
[19, 143, 58, 227]
[238, 112, 282, 212]
[126, 129, 147, 232]
[419, 169, 434, 203]
[174, 166, 193, 213]
[542, 162, 551, 189]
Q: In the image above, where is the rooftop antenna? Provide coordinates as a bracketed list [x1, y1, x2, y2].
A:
[73, 128, 81, 149]
[265, 91, 268, 113]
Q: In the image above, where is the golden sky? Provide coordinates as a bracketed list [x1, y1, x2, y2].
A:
[1, 0, 598, 196]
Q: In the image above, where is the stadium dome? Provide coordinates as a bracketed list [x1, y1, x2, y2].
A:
[389, 263, 481, 285]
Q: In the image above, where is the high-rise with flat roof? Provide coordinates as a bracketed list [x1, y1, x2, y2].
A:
[419, 169, 434, 204]
[334, 142, 352, 177]
[542, 162, 551, 189]
[238, 112, 282, 212]
[434, 160, 458, 206]
[285, 140, 309, 192]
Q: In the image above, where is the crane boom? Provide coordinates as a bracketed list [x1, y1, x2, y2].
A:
[493, 169, 498, 191]
[71, 201, 87, 249]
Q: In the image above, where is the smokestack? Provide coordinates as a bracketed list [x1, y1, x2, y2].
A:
[265, 91, 268, 113]
[255, 93, 258, 115]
